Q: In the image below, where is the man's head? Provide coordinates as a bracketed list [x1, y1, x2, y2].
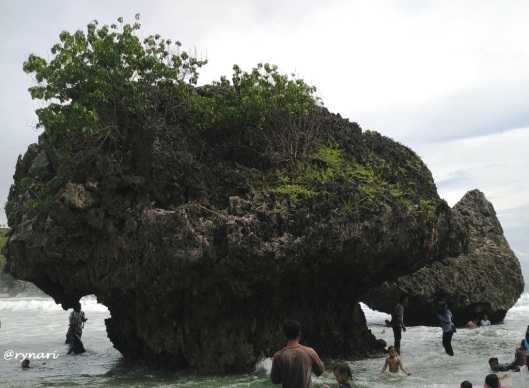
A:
[333, 363, 352, 384]
[21, 359, 30, 369]
[488, 357, 498, 368]
[484, 373, 500, 388]
[283, 319, 301, 341]
[388, 346, 397, 357]
[73, 301, 81, 312]
[460, 381, 472, 388]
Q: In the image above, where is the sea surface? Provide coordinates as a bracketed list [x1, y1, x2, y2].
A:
[1, 293, 529, 387]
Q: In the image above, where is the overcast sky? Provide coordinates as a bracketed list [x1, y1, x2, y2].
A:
[1, 1, 528, 279]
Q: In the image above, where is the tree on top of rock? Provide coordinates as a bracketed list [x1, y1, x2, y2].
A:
[22, 14, 320, 155]
[23, 14, 206, 140]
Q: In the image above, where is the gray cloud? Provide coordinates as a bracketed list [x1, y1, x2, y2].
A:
[352, 80, 529, 144]
[436, 169, 472, 191]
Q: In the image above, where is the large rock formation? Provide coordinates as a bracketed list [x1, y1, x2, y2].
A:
[6, 104, 465, 372]
[3, 103, 469, 372]
[364, 190, 524, 326]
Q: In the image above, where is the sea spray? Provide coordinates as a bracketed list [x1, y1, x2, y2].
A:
[0, 295, 108, 313]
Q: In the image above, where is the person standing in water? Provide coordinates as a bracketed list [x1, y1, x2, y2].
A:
[271, 319, 325, 388]
[65, 301, 87, 354]
[391, 295, 408, 354]
[522, 325, 529, 353]
[514, 340, 528, 366]
[437, 300, 456, 356]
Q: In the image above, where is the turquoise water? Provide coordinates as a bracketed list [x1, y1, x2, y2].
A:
[1, 294, 529, 387]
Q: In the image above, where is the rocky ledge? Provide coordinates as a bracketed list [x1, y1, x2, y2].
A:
[364, 190, 524, 326]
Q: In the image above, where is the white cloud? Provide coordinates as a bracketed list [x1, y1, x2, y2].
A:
[416, 126, 529, 212]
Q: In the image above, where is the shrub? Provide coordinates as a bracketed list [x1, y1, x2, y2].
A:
[23, 14, 319, 160]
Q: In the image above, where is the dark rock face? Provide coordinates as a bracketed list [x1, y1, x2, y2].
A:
[4, 108, 466, 373]
[364, 190, 524, 326]
[0, 228, 41, 295]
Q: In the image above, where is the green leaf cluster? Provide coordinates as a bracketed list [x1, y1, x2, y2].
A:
[23, 15, 206, 139]
[219, 63, 317, 126]
[23, 16, 318, 152]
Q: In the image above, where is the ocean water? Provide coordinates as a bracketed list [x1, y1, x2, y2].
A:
[1, 294, 529, 387]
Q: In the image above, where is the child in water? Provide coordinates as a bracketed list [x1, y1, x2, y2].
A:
[322, 363, 353, 388]
[381, 346, 411, 375]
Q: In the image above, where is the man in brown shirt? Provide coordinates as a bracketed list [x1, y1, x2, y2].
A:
[271, 320, 325, 388]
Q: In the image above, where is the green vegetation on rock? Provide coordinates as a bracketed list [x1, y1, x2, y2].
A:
[22, 14, 318, 152]
[272, 144, 441, 219]
[20, 14, 439, 225]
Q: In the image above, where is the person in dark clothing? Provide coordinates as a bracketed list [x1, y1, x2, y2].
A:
[513, 340, 528, 366]
[65, 302, 87, 344]
[66, 301, 87, 355]
[391, 295, 408, 354]
[522, 325, 529, 353]
[67, 334, 86, 354]
[437, 301, 456, 356]
[271, 320, 325, 388]
[488, 357, 519, 372]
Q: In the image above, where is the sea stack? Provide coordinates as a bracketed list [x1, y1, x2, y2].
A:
[364, 189, 524, 325]
[3, 102, 470, 372]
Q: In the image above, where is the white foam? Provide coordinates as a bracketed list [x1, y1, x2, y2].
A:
[0, 295, 108, 313]
[360, 302, 391, 325]
[254, 357, 272, 375]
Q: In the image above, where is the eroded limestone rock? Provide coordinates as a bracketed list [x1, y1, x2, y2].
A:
[364, 190, 524, 325]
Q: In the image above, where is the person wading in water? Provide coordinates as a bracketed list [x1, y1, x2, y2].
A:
[65, 301, 87, 354]
[437, 300, 456, 356]
[271, 319, 325, 388]
[391, 295, 408, 354]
